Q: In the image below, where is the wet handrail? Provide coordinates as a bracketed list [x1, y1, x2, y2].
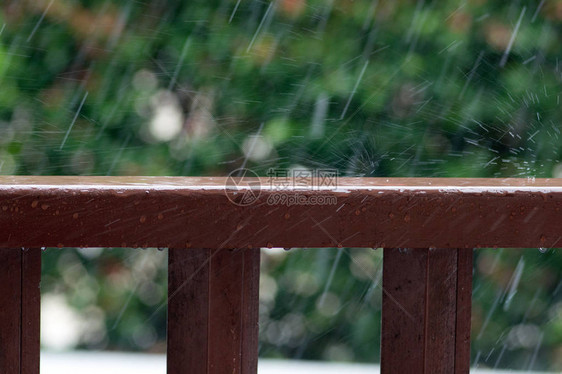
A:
[0, 176, 560, 249]
[0, 176, 555, 374]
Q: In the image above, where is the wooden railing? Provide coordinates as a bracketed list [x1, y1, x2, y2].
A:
[1, 176, 559, 373]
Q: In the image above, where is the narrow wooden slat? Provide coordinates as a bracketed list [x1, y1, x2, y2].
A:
[241, 248, 260, 374]
[21, 249, 41, 374]
[0, 248, 22, 373]
[208, 249, 244, 374]
[381, 248, 428, 373]
[167, 248, 210, 374]
[455, 248, 473, 374]
[381, 248, 473, 373]
[167, 248, 260, 374]
[425, 249, 457, 373]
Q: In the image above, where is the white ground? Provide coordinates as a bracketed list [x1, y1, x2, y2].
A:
[39, 351, 542, 374]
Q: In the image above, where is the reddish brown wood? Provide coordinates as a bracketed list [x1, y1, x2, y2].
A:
[167, 248, 260, 374]
[425, 249, 457, 373]
[455, 248, 473, 374]
[382, 248, 472, 374]
[0, 248, 40, 374]
[21, 249, 41, 374]
[167, 248, 210, 374]
[1, 176, 561, 249]
[0, 248, 22, 373]
[381, 248, 427, 373]
[208, 249, 244, 373]
[241, 248, 260, 374]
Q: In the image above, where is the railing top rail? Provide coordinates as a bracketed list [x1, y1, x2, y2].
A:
[1, 176, 561, 249]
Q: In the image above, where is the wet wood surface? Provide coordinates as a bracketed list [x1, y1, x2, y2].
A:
[381, 248, 472, 374]
[0, 176, 560, 249]
[0, 248, 22, 373]
[0, 248, 41, 374]
[21, 249, 41, 374]
[167, 248, 210, 373]
[455, 248, 473, 374]
[167, 248, 260, 374]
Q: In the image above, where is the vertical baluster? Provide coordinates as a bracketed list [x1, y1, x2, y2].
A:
[167, 248, 260, 374]
[0, 248, 22, 373]
[240, 247, 260, 374]
[455, 248, 473, 374]
[21, 249, 41, 374]
[381, 248, 473, 374]
[0, 248, 41, 374]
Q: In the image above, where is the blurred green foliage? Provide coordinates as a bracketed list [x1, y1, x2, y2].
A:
[2, 0, 562, 370]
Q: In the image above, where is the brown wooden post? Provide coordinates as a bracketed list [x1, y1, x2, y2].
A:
[21, 249, 41, 374]
[0, 248, 41, 374]
[167, 248, 260, 374]
[454, 248, 473, 374]
[381, 248, 472, 374]
[0, 248, 22, 373]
